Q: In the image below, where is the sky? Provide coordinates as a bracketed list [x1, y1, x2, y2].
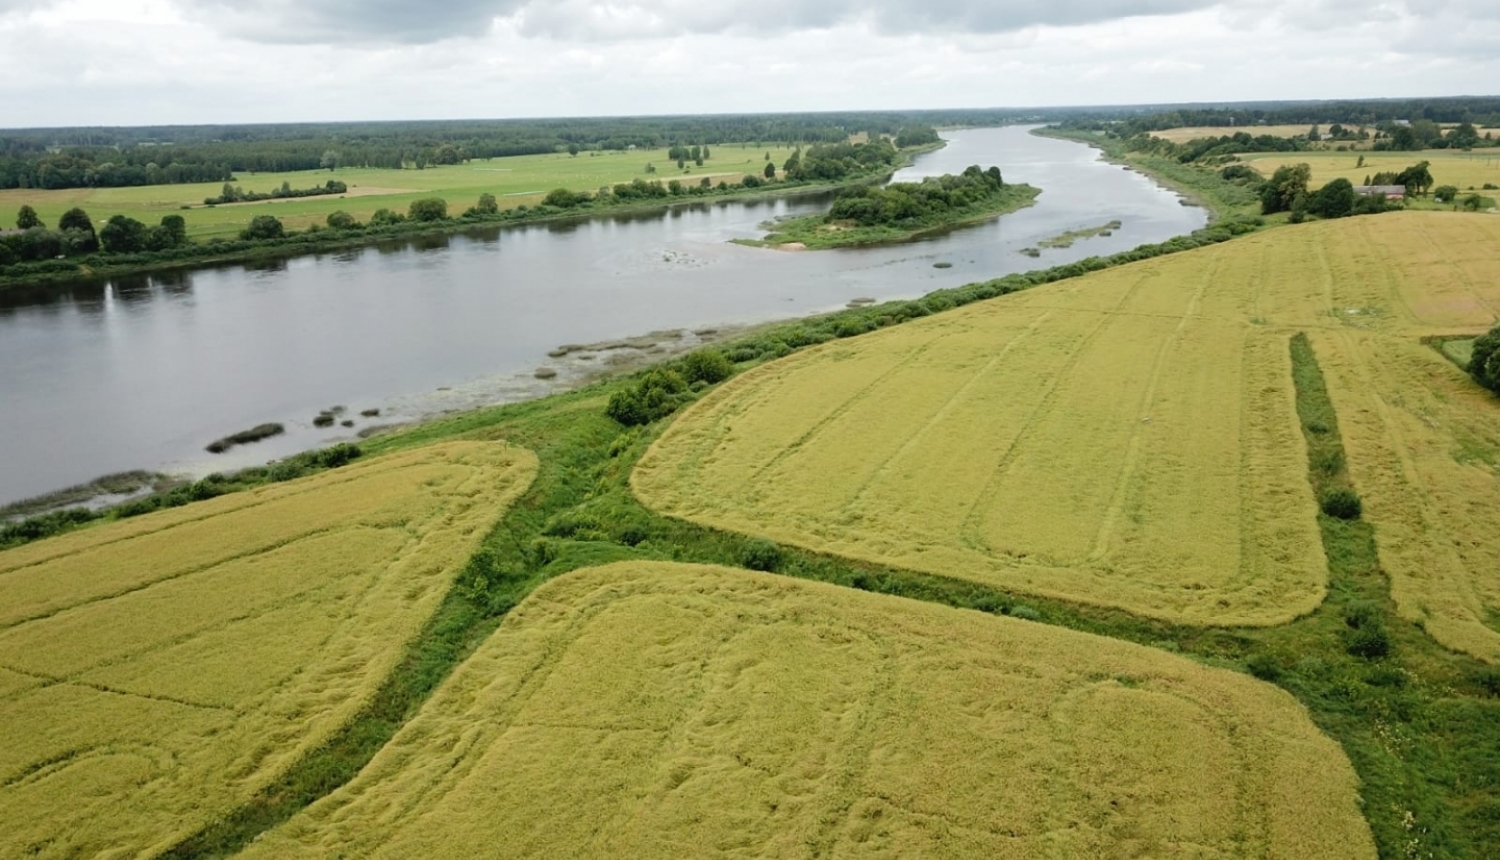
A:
[0, 0, 1497, 127]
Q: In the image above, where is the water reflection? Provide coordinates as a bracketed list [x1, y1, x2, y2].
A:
[0, 127, 1206, 506]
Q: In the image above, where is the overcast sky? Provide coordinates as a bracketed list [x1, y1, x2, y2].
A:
[1, 0, 1497, 128]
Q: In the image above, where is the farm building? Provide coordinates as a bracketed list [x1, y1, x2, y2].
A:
[1353, 185, 1406, 200]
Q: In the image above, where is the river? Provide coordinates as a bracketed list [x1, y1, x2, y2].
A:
[0, 126, 1206, 507]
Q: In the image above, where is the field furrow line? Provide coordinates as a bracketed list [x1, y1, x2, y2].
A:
[843, 307, 1058, 510]
[743, 332, 962, 487]
[1089, 252, 1219, 562]
[957, 269, 1159, 549]
[1410, 216, 1500, 323]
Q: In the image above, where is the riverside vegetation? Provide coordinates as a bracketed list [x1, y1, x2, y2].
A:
[3, 148, 1500, 858]
[0, 135, 935, 291]
[738, 164, 1040, 249]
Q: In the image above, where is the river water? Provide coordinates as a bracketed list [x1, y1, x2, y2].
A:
[0, 127, 1206, 507]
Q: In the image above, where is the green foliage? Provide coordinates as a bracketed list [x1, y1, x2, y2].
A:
[676, 349, 734, 385]
[739, 538, 784, 572]
[407, 198, 449, 222]
[1321, 487, 1363, 520]
[16, 204, 42, 230]
[1260, 163, 1311, 214]
[1434, 185, 1460, 203]
[205, 179, 347, 206]
[604, 368, 691, 426]
[369, 208, 404, 226]
[326, 210, 358, 230]
[100, 214, 149, 253]
[894, 125, 941, 148]
[476, 193, 499, 215]
[1468, 324, 1500, 393]
[1308, 178, 1356, 219]
[239, 214, 285, 241]
[58, 207, 93, 233]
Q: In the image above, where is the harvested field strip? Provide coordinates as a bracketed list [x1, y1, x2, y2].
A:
[636, 243, 1328, 626]
[0, 442, 536, 860]
[238, 562, 1375, 860]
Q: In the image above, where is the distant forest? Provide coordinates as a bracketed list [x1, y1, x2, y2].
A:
[5, 97, 1500, 191]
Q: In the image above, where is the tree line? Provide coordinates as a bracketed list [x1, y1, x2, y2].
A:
[826, 165, 1007, 228]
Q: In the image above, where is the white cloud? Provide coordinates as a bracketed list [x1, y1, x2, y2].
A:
[0, 1, 1496, 126]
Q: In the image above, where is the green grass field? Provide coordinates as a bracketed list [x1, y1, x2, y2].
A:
[0, 144, 798, 241]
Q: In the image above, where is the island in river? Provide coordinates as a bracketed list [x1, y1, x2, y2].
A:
[737, 165, 1041, 250]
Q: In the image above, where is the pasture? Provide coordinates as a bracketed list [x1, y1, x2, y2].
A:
[0, 144, 797, 241]
[238, 562, 1375, 860]
[1242, 150, 1500, 192]
[636, 212, 1500, 656]
[0, 441, 536, 859]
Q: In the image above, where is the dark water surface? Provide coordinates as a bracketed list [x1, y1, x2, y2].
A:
[0, 127, 1206, 506]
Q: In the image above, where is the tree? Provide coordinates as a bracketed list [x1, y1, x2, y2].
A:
[58, 207, 93, 234]
[1434, 186, 1460, 204]
[240, 214, 285, 241]
[1259, 163, 1311, 214]
[1468, 324, 1500, 393]
[320, 150, 340, 171]
[407, 198, 448, 222]
[159, 214, 187, 246]
[567, 143, 580, 157]
[16, 205, 41, 230]
[1307, 124, 1321, 142]
[1308, 178, 1355, 219]
[99, 215, 148, 253]
[644, 162, 656, 174]
[327, 210, 357, 230]
[763, 161, 776, 179]
[1396, 161, 1433, 196]
[476, 193, 499, 215]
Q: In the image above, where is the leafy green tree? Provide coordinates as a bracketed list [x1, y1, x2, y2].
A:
[407, 198, 448, 222]
[1396, 161, 1433, 196]
[326, 210, 358, 230]
[16, 205, 41, 230]
[370, 208, 403, 225]
[239, 214, 285, 241]
[567, 143, 580, 157]
[99, 215, 148, 252]
[58, 207, 93, 233]
[1434, 186, 1460, 204]
[476, 193, 499, 215]
[320, 149, 340, 171]
[1259, 163, 1311, 214]
[159, 214, 187, 246]
[1467, 325, 1500, 393]
[1308, 178, 1356, 219]
[763, 161, 776, 179]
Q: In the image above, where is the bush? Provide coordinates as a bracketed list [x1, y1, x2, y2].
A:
[240, 215, 285, 241]
[676, 349, 734, 385]
[408, 198, 449, 222]
[605, 368, 690, 426]
[739, 538, 783, 571]
[1434, 185, 1460, 203]
[327, 210, 358, 230]
[1320, 487, 1362, 519]
[1246, 653, 1283, 682]
[1346, 624, 1392, 659]
[1469, 324, 1500, 393]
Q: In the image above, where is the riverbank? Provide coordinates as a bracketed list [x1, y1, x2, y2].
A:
[0, 142, 944, 296]
[1031, 127, 1261, 223]
[734, 182, 1040, 249]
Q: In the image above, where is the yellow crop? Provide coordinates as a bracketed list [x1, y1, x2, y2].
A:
[638, 211, 1500, 658]
[238, 561, 1375, 860]
[1244, 151, 1500, 192]
[0, 441, 536, 859]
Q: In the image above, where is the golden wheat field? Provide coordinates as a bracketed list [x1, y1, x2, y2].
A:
[1148, 124, 1323, 144]
[237, 561, 1375, 860]
[636, 212, 1500, 654]
[637, 237, 1329, 625]
[0, 441, 536, 859]
[1243, 151, 1500, 192]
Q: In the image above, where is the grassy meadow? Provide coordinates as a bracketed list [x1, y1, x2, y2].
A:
[0, 442, 535, 859]
[1243, 150, 1500, 192]
[238, 561, 1374, 860]
[0, 144, 798, 241]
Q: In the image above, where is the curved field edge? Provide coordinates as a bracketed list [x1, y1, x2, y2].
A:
[632, 244, 1329, 627]
[236, 561, 1375, 860]
[19, 211, 1497, 858]
[0, 441, 536, 860]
